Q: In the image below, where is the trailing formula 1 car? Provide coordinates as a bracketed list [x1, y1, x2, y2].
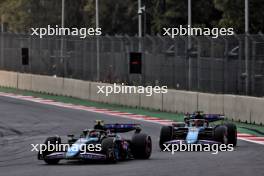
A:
[159, 111, 237, 150]
[38, 121, 152, 164]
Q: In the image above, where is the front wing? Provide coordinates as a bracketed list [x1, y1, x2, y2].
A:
[165, 139, 221, 145]
[38, 152, 107, 161]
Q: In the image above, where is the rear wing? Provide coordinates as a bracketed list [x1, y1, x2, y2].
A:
[185, 113, 225, 122]
[104, 123, 141, 133]
[203, 114, 225, 122]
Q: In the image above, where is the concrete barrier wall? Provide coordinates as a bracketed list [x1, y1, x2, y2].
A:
[0, 70, 18, 88]
[31, 75, 64, 95]
[182, 91, 199, 113]
[140, 92, 163, 110]
[250, 98, 264, 124]
[223, 95, 237, 121]
[198, 93, 224, 114]
[162, 90, 177, 112]
[18, 73, 32, 90]
[0, 70, 263, 124]
[90, 82, 110, 103]
[234, 96, 253, 123]
[119, 91, 140, 108]
[163, 90, 199, 113]
[63, 78, 91, 100]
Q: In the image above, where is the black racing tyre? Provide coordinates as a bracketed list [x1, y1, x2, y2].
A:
[159, 126, 173, 150]
[131, 133, 152, 159]
[214, 126, 228, 144]
[101, 137, 117, 163]
[42, 136, 61, 165]
[225, 123, 237, 147]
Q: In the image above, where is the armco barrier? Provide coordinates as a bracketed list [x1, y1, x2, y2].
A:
[0, 71, 263, 124]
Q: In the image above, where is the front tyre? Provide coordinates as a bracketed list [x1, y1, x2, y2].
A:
[225, 123, 237, 147]
[101, 137, 117, 163]
[159, 126, 173, 150]
[214, 126, 228, 144]
[131, 133, 152, 159]
[41, 136, 61, 165]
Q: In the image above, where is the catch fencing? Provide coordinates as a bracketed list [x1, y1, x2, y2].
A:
[0, 32, 263, 97]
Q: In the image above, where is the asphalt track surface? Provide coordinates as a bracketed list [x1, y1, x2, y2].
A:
[0, 96, 263, 176]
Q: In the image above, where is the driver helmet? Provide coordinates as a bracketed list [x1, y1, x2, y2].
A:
[195, 111, 204, 119]
[94, 120, 105, 130]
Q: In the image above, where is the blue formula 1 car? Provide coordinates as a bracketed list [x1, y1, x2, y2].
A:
[38, 121, 152, 164]
[159, 111, 237, 150]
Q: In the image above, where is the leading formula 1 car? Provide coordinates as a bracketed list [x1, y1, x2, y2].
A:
[159, 111, 237, 150]
[38, 121, 152, 164]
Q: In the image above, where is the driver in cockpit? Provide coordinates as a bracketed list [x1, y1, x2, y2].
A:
[89, 131, 101, 138]
[94, 120, 105, 130]
[194, 111, 204, 119]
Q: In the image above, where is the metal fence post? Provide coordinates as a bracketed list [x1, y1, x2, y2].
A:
[197, 37, 201, 91]
[0, 32, 3, 69]
[245, 34, 249, 95]
[208, 37, 214, 92]
[82, 40, 86, 80]
[234, 35, 242, 94]
[188, 41, 192, 90]
[223, 37, 229, 94]
[251, 42, 256, 96]
[0, 15, 4, 69]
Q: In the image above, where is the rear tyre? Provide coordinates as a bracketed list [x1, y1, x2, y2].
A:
[101, 137, 117, 163]
[131, 133, 152, 159]
[214, 126, 228, 144]
[225, 123, 237, 147]
[159, 126, 173, 150]
[42, 136, 61, 165]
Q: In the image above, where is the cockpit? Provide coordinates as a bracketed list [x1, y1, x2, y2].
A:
[81, 129, 108, 139]
[187, 119, 208, 127]
[88, 130, 101, 138]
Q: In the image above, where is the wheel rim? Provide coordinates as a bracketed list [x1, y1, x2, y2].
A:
[145, 137, 152, 155]
[223, 134, 228, 144]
